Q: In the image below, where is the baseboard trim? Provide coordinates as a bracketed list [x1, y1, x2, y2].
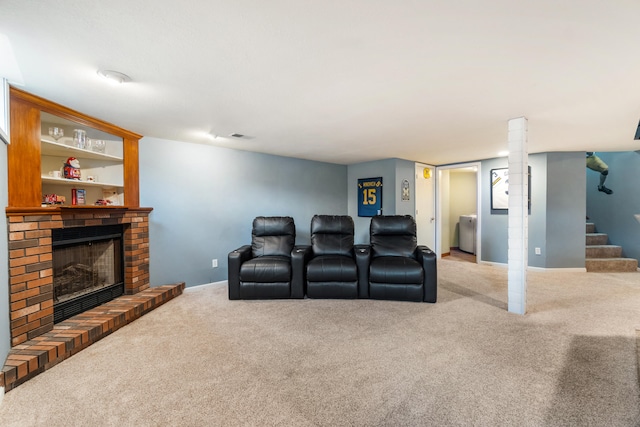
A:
[478, 261, 587, 273]
[478, 261, 507, 268]
[528, 267, 588, 273]
[184, 280, 227, 291]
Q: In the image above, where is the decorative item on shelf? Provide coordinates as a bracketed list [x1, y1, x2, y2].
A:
[95, 199, 113, 206]
[59, 136, 74, 146]
[63, 157, 81, 179]
[71, 188, 86, 205]
[48, 127, 64, 141]
[42, 194, 66, 205]
[73, 129, 86, 149]
[76, 189, 86, 205]
[102, 188, 120, 206]
[91, 139, 106, 153]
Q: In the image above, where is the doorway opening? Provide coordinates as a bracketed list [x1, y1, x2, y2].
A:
[436, 162, 481, 263]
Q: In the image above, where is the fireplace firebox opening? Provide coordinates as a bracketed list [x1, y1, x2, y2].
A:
[52, 225, 125, 323]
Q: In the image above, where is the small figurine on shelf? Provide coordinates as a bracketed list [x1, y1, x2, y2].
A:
[63, 157, 81, 179]
[42, 194, 66, 205]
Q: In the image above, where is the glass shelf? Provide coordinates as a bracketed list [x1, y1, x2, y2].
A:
[41, 138, 123, 162]
[41, 176, 123, 189]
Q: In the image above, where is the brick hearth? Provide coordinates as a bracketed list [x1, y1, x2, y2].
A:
[0, 283, 185, 391]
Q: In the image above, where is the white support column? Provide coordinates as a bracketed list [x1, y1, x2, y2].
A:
[507, 117, 528, 315]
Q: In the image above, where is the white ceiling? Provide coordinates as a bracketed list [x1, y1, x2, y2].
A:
[2, 0, 640, 165]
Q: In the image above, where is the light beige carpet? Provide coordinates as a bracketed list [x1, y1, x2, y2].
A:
[0, 257, 639, 426]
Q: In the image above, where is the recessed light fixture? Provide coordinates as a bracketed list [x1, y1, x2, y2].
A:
[97, 69, 131, 85]
[498, 151, 509, 157]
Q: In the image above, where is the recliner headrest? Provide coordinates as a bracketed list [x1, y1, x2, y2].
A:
[370, 215, 416, 236]
[251, 216, 296, 258]
[252, 216, 296, 237]
[370, 215, 417, 258]
[310, 215, 354, 257]
[311, 215, 354, 235]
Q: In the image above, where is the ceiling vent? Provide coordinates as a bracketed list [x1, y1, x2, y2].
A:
[229, 133, 245, 138]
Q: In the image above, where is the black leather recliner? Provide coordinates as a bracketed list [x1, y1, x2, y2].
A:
[360, 215, 437, 302]
[300, 215, 361, 299]
[228, 216, 304, 299]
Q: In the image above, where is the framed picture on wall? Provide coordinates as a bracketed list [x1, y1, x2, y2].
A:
[358, 177, 382, 217]
[0, 78, 9, 144]
[491, 168, 509, 210]
[490, 167, 532, 211]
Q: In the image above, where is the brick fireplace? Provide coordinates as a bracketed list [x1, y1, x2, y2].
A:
[6, 207, 152, 347]
[2, 88, 185, 392]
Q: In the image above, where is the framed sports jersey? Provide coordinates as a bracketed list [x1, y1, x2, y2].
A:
[358, 177, 382, 217]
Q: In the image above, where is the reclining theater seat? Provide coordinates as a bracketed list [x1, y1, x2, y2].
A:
[228, 216, 303, 299]
[304, 215, 359, 299]
[367, 215, 437, 302]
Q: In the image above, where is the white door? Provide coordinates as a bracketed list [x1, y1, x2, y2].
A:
[415, 163, 436, 249]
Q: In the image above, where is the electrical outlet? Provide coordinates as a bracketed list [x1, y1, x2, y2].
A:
[212, 259, 218, 268]
[535, 247, 541, 255]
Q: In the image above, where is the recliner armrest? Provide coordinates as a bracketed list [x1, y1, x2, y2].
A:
[228, 245, 252, 300]
[416, 245, 437, 303]
[291, 245, 312, 298]
[354, 244, 371, 298]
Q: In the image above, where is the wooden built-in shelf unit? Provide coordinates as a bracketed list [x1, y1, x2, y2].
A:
[7, 87, 141, 209]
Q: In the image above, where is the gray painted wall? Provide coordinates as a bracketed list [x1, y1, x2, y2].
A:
[528, 154, 548, 268]
[139, 137, 347, 287]
[586, 151, 640, 261]
[546, 152, 585, 268]
[0, 140, 9, 367]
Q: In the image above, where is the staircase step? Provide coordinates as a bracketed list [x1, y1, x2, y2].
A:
[586, 258, 638, 272]
[586, 222, 596, 233]
[585, 245, 622, 258]
[586, 233, 608, 245]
